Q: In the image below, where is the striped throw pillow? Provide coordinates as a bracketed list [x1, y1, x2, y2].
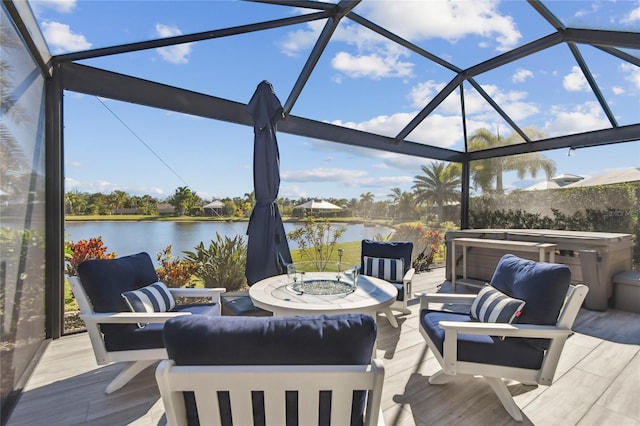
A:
[122, 281, 176, 324]
[470, 286, 525, 324]
[363, 256, 404, 283]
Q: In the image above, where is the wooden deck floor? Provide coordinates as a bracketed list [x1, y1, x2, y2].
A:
[8, 268, 640, 426]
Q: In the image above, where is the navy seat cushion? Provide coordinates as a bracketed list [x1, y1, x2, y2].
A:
[490, 254, 571, 325]
[163, 314, 377, 426]
[420, 310, 545, 370]
[361, 239, 413, 301]
[104, 303, 219, 352]
[78, 252, 159, 339]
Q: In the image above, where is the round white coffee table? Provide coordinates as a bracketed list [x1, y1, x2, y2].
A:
[249, 273, 398, 325]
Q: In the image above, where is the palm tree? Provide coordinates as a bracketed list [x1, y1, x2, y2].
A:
[387, 187, 403, 204]
[108, 190, 128, 215]
[168, 186, 202, 216]
[469, 127, 556, 193]
[413, 162, 461, 221]
[396, 191, 418, 220]
[359, 192, 374, 218]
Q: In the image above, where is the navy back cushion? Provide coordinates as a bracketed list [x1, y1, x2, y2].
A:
[361, 240, 413, 275]
[361, 240, 413, 301]
[490, 254, 571, 325]
[163, 314, 377, 426]
[77, 252, 158, 338]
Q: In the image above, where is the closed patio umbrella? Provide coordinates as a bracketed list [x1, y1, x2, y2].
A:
[245, 81, 292, 285]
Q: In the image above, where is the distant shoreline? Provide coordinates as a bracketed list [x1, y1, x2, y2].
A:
[64, 215, 395, 227]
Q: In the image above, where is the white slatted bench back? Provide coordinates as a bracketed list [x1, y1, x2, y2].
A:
[156, 361, 385, 426]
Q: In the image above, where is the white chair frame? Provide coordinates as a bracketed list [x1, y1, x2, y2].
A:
[156, 359, 385, 426]
[68, 276, 225, 394]
[379, 266, 415, 328]
[417, 284, 588, 422]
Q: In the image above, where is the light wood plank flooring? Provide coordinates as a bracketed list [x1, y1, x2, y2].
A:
[8, 268, 640, 425]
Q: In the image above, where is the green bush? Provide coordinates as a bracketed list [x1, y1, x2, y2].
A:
[469, 182, 639, 263]
[183, 233, 248, 291]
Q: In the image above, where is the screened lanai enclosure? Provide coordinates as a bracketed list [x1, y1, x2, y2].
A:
[1, 0, 639, 421]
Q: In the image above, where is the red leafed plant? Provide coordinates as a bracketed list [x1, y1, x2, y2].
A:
[65, 236, 117, 276]
[156, 245, 197, 288]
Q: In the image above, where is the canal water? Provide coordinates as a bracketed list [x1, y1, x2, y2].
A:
[64, 221, 394, 265]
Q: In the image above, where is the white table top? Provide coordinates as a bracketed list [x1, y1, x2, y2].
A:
[249, 272, 398, 317]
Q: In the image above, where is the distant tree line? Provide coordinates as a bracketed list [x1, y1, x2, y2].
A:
[63, 128, 558, 222]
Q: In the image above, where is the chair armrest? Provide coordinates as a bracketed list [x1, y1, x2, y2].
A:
[403, 267, 415, 283]
[437, 321, 571, 376]
[169, 287, 225, 304]
[82, 311, 191, 324]
[415, 292, 476, 311]
[439, 321, 571, 339]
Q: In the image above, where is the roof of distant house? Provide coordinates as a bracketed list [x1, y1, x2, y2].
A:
[565, 167, 640, 188]
[523, 173, 585, 191]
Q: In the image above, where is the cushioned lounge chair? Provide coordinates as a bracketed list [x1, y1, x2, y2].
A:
[69, 251, 225, 394]
[417, 254, 588, 421]
[156, 313, 385, 426]
[361, 239, 415, 327]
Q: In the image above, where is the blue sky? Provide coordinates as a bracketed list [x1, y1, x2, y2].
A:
[29, 0, 640, 201]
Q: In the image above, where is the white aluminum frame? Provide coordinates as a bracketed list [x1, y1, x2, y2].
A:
[68, 276, 225, 393]
[416, 284, 588, 421]
[156, 359, 386, 426]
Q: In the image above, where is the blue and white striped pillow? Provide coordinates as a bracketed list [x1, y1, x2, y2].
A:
[470, 286, 525, 324]
[363, 256, 404, 283]
[122, 281, 176, 316]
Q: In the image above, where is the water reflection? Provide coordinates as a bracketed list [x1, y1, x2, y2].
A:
[64, 221, 393, 265]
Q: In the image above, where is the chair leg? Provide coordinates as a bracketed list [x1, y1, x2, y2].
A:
[484, 376, 523, 422]
[105, 360, 157, 394]
[391, 306, 411, 315]
[381, 308, 398, 328]
[428, 369, 457, 384]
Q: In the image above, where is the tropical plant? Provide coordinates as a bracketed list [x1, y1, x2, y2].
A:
[167, 186, 203, 216]
[469, 127, 556, 193]
[286, 217, 346, 271]
[389, 222, 444, 270]
[413, 161, 461, 222]
[64, 237, 117, 276]
[183, 233, 248, 290]
[155, 245, 197, 288]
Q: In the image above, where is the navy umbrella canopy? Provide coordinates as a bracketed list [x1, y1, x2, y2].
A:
[245, 81, 293, 285]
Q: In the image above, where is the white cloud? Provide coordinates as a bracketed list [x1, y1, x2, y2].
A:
[409, 80, 538, 123]
[563, 66, 589, 92]
[281, 166, 413, 192]
[331, 111, 463, 148]
[279, 20, 325, 57]
[41, 21, 91, 53]
[354, 175, 414, 188]
[359, 0, 521, 52]
[512, 68, 534, 83]
[543, 102, 610, 137]
[280, 0, 521, 73]
[279, 185, 307, 199]
[30, 0, 76, 13]
[155, 24, 192, 64]
[281, 168, 367, 183]
[621, 6, 640, 24]
[331, 51, 413, 79]
[612, 86, 625, 95]
[620, 63, 640, 90]
[64, 177, 165, 196]
[575, 3, 600, 18]
[408, 80, 448, 108]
